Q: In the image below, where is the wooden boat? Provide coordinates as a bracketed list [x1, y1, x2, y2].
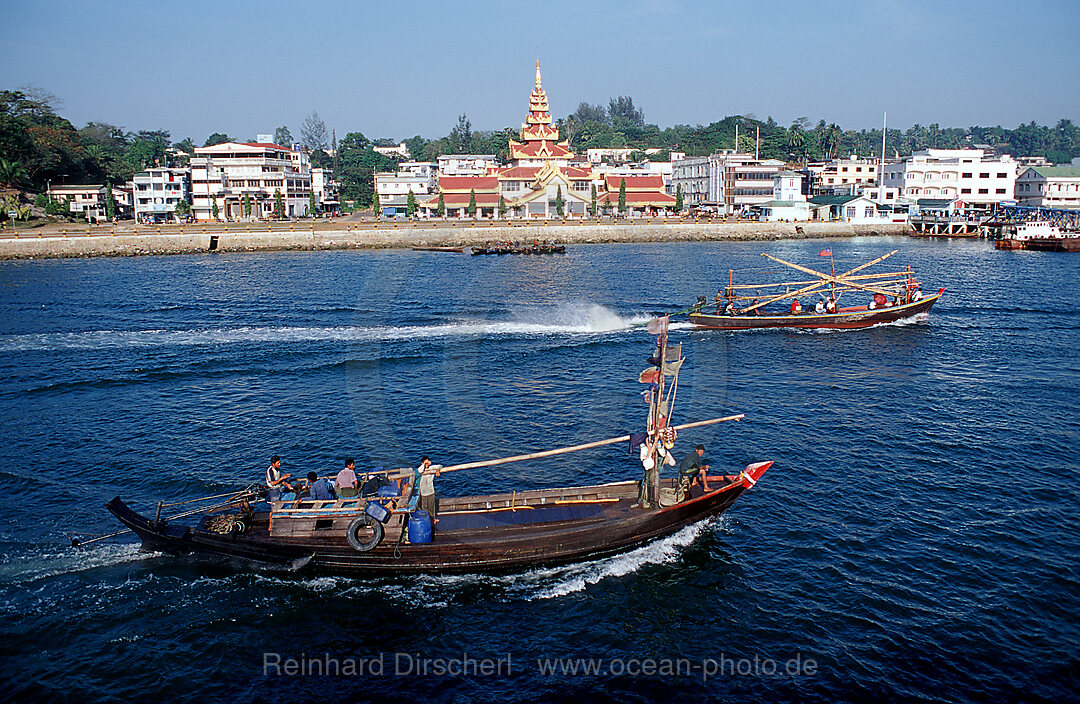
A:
[100, 319, 770, 575]
[411, 245, 465, 253]
[471, 243, 566, 255]
[688, 250, 943, 331]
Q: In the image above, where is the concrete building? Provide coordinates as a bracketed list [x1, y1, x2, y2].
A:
[190, 142, 312, 221]
[755, 171, 810, 222]
[133, 167, 190, 223]
[375, 162, 438, 216]
[670, 156, 709, 207]
[310, 168, 338, 212]
[710, 153, 786, 215]
[374, 142, 410, 159]
[1015, 166, 1080, 208]
[882, 148, 1017, 210]
[437, 154, 500, 176]
[46, 184, 107, 222]
[809, 194, 888, 223]
[818, 156, 879, 193]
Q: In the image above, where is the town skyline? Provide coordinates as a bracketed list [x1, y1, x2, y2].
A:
[3, 0, 1078, 144]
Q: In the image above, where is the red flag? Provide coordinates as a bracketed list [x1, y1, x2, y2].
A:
[819, 249, 832, 257]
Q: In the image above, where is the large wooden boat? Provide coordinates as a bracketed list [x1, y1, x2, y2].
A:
[471, 242, 566, 255]
[688, 250, 943, 331]
[100, 319, 770, 575]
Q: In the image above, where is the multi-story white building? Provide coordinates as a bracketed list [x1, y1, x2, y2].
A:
[709, 152, 786, 215]
[436, 154, 499, 176]
[882, 148, 1017, 209]
[1015, 166, 1080, 208]
[133, 167, 190, 222]
[47, 184, 106, 222]
[374, 142, 410, 159]
[819, 156, 879, 193]
[310, 168, 337, 211]
[190, 142, 312, 220]
[375, 162, 439, 216]
[670, 156, 709, 207]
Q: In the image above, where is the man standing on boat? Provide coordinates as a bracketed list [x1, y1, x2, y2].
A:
[413, 456, 441, 518]
[678, 445, 711, 497]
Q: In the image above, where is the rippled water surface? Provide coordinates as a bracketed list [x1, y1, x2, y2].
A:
[0, 238, 1077, 702]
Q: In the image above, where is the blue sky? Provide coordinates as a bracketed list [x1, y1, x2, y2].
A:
[3, 0, 1078, 143]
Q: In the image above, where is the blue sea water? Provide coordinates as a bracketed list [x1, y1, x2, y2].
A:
[0, 237, 1077, 702]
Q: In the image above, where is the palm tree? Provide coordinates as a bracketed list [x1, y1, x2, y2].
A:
[0, 159, 28, 189]
[787, 125, 806, 161]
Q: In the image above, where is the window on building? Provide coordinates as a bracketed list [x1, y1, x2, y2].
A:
[997, 173, 1006, 178]
[962, 173, 972, 178]
[996, 188, 1006, 194]
[978, 188, 988, 194]
[979, 173, 990, 178]
[961, 188, 971, 194]
[845, 206, 856, 218]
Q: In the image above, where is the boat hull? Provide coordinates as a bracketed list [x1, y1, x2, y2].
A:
[688, 290, 943, 330]
[106, 462, 771, 575]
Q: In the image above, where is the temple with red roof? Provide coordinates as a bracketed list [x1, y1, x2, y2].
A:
[421, 62, 674, 218]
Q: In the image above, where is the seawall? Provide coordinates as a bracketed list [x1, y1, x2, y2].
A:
[0, 222, 912, 260]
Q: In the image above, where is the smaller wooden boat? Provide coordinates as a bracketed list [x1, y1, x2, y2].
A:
[689, 250, 943, 331]
[471, 242, 567, 255]
[412, 246, 465, 253]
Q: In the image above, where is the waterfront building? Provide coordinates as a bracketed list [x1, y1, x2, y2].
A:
[670, 156, 709, 207]
[436, 154, 500, 176]
[819, 156, 878, 193]
[809, 194, 887, 223]
[46, 184, 107, 222]
[375, 162, 437, 216]
[755, 171, 810, 222]
[420, 61, 672, 218]
[882, 148, 1017, 210]
[1015, 166, 1080, 208]
[133, 167, 190, 223]
[310, 168, 338, 212]
[190, 142, 312, 220]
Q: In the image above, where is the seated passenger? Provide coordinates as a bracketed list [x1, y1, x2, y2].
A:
[825, 298, 837, 314]
[335, 458, 359, 498]
[790, 299, 802, 314]
[750, 298, 761, 316]
[723, 300, 736, 315]
[306, 471, 337, 501]
[815, 299, 826, 314]
[912, 287, 924, 302]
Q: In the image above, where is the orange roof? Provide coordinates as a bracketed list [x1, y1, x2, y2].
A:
[495, 166, 543, 179]
[438, 176, 499, 192]
[244, 142, 291, 150]
[604, 175, 665, 191]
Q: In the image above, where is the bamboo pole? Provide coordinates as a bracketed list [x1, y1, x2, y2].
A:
[382, 414, 746, 480]
[760, 250, 901, 299]
[737, 250, 900, 314]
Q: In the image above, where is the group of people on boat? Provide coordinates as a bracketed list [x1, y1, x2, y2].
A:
[264, 454, 442, 516]
[714, 285, 924, 317]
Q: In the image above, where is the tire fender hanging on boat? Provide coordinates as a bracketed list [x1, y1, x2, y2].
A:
[346, 515, 384, 552]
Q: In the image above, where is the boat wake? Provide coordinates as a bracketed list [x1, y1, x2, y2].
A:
[0, 542, 155, 585]
[0, 304, 655, 352]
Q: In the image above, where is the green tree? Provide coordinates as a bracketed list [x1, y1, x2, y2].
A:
[309, 191, 317, 216]
[555, 185, 564, 217]
[301, 112, 328, 151]
[0, 158, 28, 188]
[372, 191, 380, 215]
[203, 132, 232, 147]
[211, 197, 219, 220]
[242, 194, 251, 218]
[274, 189, 284, 218]
[105, 184, 116, 220]
[675, 183, 683, 212]
[590, 184, 597, 217]
[618, 178, 627, 214]
[174, 198, 190, 219]
[406, 190, 417, 217]
[436, 193, 445, 217]
[273, 126, 293, 146]
[449, 114, 473, 154]
[498, 194, 507, 219]
[466, 189, 477, 217]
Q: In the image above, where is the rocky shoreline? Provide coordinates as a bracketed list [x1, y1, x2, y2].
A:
[0, 221, 913, 260]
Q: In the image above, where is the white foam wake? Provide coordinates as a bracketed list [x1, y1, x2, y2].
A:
[0, 304, 655, 352]
[0, 542, 155, 585]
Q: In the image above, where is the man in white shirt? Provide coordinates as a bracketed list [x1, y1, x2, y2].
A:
[414, 456, 441, 518]
[264, 455, 293, 500]
[335, 458, 359, 498]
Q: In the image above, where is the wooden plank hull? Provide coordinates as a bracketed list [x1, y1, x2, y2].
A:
[106, 462, 771, 575]
[688, 290, 943, 331]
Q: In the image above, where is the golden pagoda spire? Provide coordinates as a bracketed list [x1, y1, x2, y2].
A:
[535, 58, 542, 90]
